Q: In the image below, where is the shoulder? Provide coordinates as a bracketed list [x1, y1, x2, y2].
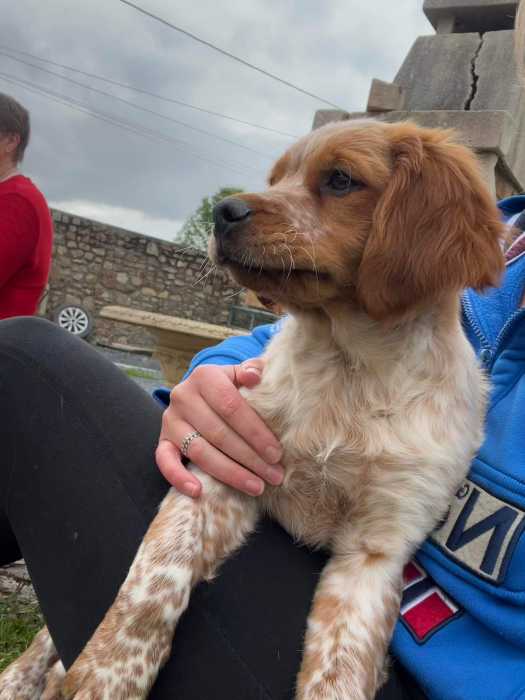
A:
[0, 176, 51, 230]
[7, 175, 49, 211]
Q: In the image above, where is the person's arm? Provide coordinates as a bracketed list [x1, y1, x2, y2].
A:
[0, 194, 39, 287]
[184, 323, 279, 376]
[156, 323, 284, 499]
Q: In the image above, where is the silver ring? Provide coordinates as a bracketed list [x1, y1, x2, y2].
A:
[180, 430, 201, 458]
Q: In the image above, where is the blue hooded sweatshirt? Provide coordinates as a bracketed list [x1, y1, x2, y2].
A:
[155, 197, 525, 700]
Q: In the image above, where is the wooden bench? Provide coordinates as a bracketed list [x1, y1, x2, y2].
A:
[99, 306, 247, 386]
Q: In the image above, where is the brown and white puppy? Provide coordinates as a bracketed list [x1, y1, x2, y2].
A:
[0, 120, 505, 700]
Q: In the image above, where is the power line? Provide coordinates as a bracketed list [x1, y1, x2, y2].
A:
[119, 0, 345, 110]
[0, 71, 264, 180]
[0, 50, 274, 160]
[4, 71, 264, 177]
[0, 45, 298, 139]
[0, 73, 164, 146]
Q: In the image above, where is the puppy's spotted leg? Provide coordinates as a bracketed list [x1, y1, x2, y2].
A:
[42, 660, 66, 700]
[296, 552, 402, 700]
[0, 626, 58, 700]
[62, 472, 259, 700]
[296, 549, 404, 700]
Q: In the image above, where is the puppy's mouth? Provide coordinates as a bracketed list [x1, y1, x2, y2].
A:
[218, 252, 331, 284]
[210, 237, 338, 306]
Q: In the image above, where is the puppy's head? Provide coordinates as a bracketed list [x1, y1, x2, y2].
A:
[210, 120, 505, 318]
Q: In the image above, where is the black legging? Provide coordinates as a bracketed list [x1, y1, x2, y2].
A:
[0, 317, 425, 700]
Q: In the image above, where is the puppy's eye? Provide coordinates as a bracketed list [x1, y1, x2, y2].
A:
[324, 169, 364, 197]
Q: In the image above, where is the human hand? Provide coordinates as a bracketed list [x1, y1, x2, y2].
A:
[156, 360, 283, 498]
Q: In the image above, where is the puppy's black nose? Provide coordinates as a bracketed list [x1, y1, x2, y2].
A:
[213, 198, 252, 238]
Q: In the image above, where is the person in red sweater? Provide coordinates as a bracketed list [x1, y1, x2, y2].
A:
[0, 92, 53, 319]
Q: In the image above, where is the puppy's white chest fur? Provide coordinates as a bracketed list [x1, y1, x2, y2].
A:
[243, 304, 487, 549]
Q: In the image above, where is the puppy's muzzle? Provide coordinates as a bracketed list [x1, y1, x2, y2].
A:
[213, 198, 252, 247]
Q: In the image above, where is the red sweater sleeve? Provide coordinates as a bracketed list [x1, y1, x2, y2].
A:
[0, 193, 39, 287]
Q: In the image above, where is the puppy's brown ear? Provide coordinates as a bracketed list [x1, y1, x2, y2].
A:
[356, 123, 505, 319]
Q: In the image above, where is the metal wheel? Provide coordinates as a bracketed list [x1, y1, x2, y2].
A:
[54, 304, 93, 339]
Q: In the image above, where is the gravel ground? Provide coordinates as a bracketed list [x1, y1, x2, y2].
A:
[94, 345, 167, 394]
[0, 562, 35, 604]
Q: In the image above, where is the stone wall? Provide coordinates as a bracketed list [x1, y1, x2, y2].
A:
[47, 209, 242, 349]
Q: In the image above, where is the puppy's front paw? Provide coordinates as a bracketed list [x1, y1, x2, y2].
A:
[41, 661, 65, 700]
[62, 656, 109, 700]
[297, 678, 362, 700]
[297, 668, 373, 700]
[62, 644, 148, 700]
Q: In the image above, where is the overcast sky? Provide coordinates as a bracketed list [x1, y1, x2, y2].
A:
[1, 1, 432, 241]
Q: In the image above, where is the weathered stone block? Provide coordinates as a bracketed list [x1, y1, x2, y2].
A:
[116, 272, 129, 285]
[435, 14, 456, 33]
[424, 0, 518, 33]
[395, 34, 481, 110]
[472, 30, 525, 188]
[146, 241, 159, 256]
[472, 31, 519, 113]
[313, 109, 514, 156]
[367, 79, 405, 112]
[312, 110, 351, 130]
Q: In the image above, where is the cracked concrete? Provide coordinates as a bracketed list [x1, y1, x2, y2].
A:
[394, 33, 481, 111]
[470, 31, 518, 111]
[464, 35, 484, 110]
[470, 29, 525, 192]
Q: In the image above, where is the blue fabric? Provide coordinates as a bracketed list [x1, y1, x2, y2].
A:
[182, 322, 280, 378]
[154, 198, 525, 699]
[395, 215, 525, 699]
[497, 194, 525, 219]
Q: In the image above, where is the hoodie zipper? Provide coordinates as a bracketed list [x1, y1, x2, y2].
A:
[487, 308, 525, 372]
[462, 294, 525, 372]
[461, 295, 493, 366]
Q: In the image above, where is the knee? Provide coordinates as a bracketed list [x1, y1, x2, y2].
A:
[0, 316, 70, 352]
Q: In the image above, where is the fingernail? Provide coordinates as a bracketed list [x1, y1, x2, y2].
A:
[183, 482, 199, 498]
[266, 466, 284, 485]
[245, 479, 264, 496]
[265, 446, 282, 464]
[244, 365, 261, 376]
